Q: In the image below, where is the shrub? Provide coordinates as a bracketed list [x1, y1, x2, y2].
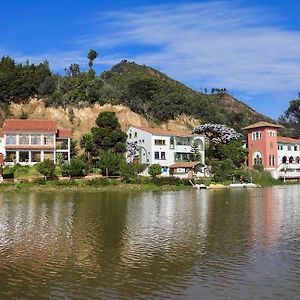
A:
[120, 162, 141, 182]
[36, 159, 56, 178]
[148, 164, 162, 177]
[98, 150, 123, 176]
[253, 164, 264, 171]
[33, 177, 47, 185]
[61, 158, 87, 177]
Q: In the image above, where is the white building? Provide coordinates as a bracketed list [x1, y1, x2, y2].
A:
[127, 126, 205, 177]
[0, 119, 72, 166]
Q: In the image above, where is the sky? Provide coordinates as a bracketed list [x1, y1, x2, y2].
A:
[1, 0, 300, 119]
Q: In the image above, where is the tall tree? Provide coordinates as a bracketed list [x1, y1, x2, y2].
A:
[91, 111, 127, 154]
[87, 49, 98, 69]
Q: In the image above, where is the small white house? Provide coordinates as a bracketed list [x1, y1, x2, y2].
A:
[127, 126, 205, 176]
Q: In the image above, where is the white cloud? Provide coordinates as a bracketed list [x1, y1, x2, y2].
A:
[79, 1, 300, 95]
[2, 1, 300, 103]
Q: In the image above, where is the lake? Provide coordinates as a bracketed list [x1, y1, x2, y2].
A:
[0, 186, 299, 299]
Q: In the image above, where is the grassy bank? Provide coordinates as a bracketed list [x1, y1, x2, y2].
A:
[0, 177, 192, 192]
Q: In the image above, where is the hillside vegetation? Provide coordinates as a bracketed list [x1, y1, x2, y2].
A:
[0, 55, 272, 130]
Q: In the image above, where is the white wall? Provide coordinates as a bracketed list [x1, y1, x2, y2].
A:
[278, 143, 300, 165]
[127, 127, 205, 176]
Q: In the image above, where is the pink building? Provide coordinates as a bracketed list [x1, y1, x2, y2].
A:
[243, 121, 283, 170]
[243, 121, 300, 179]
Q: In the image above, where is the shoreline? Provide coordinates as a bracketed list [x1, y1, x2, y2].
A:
[0, 178, 297, 192]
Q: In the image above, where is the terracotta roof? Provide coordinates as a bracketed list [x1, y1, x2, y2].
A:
[134, 126, 193, 137]
[3, 119, 58, 132]
[242, 121, 284, 130]
[278, 136, 300, 144]
[57, 129, 72, 138]
[5, 145, 55, 150]
[170, 161, 202, 168]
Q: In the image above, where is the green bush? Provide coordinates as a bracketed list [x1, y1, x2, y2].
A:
[98, 150, 123, 176]
[36, 159, 56, 178]
[148, 164, 162, 177]
[84, 178, 117, 187]
[151, 176, 189, 186]
[120, 162, 142, 182]
[33, 177, 47, 185]
[61, 158, 87, 177]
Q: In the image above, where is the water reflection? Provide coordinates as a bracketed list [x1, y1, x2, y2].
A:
[0, 187, 299, 299]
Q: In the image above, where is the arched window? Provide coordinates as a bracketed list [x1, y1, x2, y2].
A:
[296, 156, 300, 163]
[282, 156, 287, 163]
[253, 151, 262, 166]
[193, 138, 204, 151]
[289, 156, 294, 163]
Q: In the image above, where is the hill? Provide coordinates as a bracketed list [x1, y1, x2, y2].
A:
[0, 56, 273, 133]
[100, 61, 272, 129]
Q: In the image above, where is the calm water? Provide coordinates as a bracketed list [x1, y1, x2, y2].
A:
[0, 186, 299, 300]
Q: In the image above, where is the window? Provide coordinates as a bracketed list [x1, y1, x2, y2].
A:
[134, 132, 137, 138]
[269, 155, 272, 166]
[31, 134, 41, 145]
[270, 142, 273, 149]
[6, 151, 16, 162]
[154, 151, 166, 160]
[288, 145, 291, 151]
[253, 151, 262, 165]
[272, 155, 275, 166]
[278, 144, 283, 150]
[19, 134, 29, 145]
[31, 151, 41, 163]
[282, 156, 287, 163]
[43, 134, 54, 145]
[44, 151, 54, 161]
[170, 137, 175, 149]
[155, 139, 166, 145]
[6, 134, 16, 145]
[194, 138, 204, 151]
[295, 145, 298, 151]
[252, 131, 262, 140]
[19, 151, 29, 162]
[129, 133, 132, 139]
[289, 156, 294, 163]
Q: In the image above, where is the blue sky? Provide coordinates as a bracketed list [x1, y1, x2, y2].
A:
[1, 0, 300, 119]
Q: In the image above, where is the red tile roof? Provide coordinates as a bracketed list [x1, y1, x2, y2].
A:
[134, 126, 193, 137]
[170, 161, 202, 168]
[57, 129, 72, 138]
[278, 136, 300, 144]
[242, 121, 283, 130]
[3, 119, 58, 132]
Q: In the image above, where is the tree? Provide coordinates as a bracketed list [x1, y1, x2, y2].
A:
[218, 140, 247, 168]
[80, 133, 94, 159]
[61, 157, 87, 177]
[36, 159, 56, 178]
[190, 142, 201, 162]
[65, 63, 81, 78]
[87, 49, 98, 69]
[98, 150, 123, 176]
[91, 111, 127, 153]
[148, 164, 162, 177]
[70, 140, 78, 158]
[193, 124, 242, 144]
